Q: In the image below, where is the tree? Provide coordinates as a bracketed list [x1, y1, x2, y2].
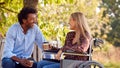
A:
[0, 0, 110, 45]
[101, 0, 120, 46]
[38, 0, 111, 44]
[0, 0, 23, 36]
[23, 0, 38, 9]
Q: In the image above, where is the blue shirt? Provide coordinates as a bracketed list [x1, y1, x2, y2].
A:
[2, 23, 46, 59]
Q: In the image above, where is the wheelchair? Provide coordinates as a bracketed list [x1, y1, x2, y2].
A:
[60, 38, 104, 68]
[42, 38, 104, 68]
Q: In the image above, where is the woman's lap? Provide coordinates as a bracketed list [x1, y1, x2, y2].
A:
[43, 63, 60, 68]
[37, 60, 60, 68]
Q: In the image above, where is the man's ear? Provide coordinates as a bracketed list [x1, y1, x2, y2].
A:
[22, 19, 26, 24]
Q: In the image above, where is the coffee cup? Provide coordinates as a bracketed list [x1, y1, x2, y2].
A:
[43, 42, 51, 50]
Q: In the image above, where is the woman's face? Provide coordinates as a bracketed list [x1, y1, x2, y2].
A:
[69, 17, 76, 30]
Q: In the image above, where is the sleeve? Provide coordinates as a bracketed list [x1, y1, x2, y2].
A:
[61, 32, 72, 51]
[35, 26, 46, 50]
[3, 26, 17, 58]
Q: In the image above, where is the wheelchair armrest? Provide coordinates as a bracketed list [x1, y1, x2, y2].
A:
[62, 52, 92, 57]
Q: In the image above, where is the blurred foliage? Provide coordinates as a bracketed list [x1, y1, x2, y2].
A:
[107, 19, 120, 46]
[38, 0, 111, 45]
[0, 0, 111, 46]
[0, 0, 23, 36]
[0, 1, 120, 67]
[101, 0, 120, 46]
[104, 62, 120, 68]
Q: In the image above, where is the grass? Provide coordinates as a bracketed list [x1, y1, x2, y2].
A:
[104, 62, 120, 68]
[92, 42, 120, 68]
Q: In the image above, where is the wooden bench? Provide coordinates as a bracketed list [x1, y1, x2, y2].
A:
[0, 37, 4, 68]
[0, 38, 4, 60]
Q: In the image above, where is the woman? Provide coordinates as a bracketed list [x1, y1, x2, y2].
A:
[37, 12, 92, 68]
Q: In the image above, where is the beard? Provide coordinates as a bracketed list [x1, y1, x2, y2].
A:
[26, 24, 34, 29]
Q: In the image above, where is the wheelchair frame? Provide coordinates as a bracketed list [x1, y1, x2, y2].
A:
[60, 38, 104, 68]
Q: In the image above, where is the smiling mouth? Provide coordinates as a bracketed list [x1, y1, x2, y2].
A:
[31, 25, 34, 28]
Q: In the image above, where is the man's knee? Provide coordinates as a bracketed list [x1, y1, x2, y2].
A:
[43, 65, 49, 68]
[32, 62, 37, 68]
[2, 58, 16, 68]
[43, 64, 60, 68]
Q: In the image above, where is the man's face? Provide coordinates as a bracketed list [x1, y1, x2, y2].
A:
[24, 13, 37, 29]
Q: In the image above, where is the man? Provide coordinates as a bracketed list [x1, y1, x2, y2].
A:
[2, 7, 46, 68]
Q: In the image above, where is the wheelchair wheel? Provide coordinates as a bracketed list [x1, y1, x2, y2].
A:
[78, 61, 104, 68]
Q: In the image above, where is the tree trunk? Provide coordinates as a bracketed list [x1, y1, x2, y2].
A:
[23, 0, 38, 10]
[23, 0, 41, 61]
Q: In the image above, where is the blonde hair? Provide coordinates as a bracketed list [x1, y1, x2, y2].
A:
[71, 12, 91, 44]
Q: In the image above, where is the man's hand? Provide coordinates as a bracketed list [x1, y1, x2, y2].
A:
[11, 56, 32, 67]
[19, 59, 31, 67]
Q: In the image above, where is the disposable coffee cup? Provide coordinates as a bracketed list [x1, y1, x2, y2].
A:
[43, 42, 50, 50]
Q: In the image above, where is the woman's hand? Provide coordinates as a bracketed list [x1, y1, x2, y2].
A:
[55, 54, 60, 60]
[55, 50, 62, 60]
